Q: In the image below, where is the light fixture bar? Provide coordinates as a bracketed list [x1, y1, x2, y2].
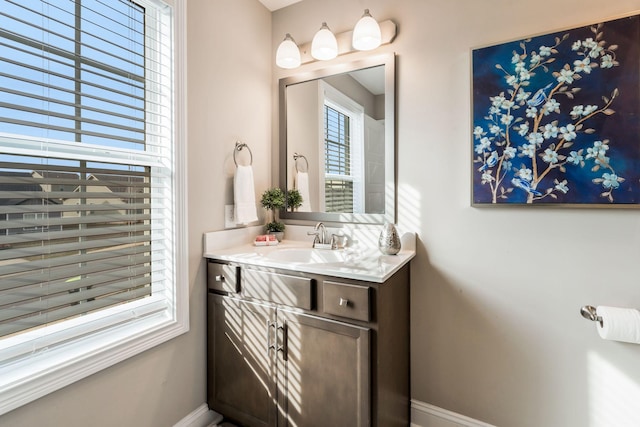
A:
[297, 20, 396, 65]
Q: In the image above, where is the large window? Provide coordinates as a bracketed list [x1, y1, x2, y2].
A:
[0, 0, 187, 414]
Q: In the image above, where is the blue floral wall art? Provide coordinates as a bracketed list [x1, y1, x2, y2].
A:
[472, 14, 640, 206]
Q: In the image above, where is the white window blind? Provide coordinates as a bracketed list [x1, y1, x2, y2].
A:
[0, 0, 185, 414]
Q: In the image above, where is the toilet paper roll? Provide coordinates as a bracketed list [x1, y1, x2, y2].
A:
[596, 306, 640, 344]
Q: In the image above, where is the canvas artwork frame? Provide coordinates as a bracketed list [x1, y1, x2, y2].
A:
[471, 13, 640, 207]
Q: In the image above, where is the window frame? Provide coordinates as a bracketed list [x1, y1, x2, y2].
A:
[0, 0, 188, 415]
[319, 81, 365, 213]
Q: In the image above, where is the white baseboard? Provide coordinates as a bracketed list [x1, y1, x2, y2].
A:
[176, 400, 494, 427]
[173, 404, 223, 427]
[411, 400, 496, 427]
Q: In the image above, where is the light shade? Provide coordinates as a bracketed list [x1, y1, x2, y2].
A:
[352, 9, 382, 51]
[276, 33, 301, 69]
[311, 22, 338, 61]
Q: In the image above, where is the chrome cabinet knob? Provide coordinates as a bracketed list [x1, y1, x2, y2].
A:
[339, 298, 349, 307]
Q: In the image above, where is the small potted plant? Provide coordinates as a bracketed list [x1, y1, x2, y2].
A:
[260, 187, 286, 240]
[287, 188, 303, 212]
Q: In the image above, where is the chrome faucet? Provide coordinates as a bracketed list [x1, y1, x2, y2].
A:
[307, 222, 327, 247]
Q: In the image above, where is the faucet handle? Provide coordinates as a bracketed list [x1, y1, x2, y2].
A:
[307, 230, 320, 245]
[330, 234, 347, 250]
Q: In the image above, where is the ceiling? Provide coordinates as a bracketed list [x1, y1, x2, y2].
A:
[351, 67, 385, 96]
[258, 0, 302, 11]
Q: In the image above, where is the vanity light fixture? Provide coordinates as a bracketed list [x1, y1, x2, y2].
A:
[352, 9, 382, 51]
[276, 33, 301, 69]
[311, 22, 338, 61]
[275, 11, 396, 69]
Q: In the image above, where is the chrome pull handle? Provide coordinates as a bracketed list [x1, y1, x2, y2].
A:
[277, 323, 288, 361]
[339, 298, 350, 307]
[267, 321, 276, 352]
[215, 275, 225, 282]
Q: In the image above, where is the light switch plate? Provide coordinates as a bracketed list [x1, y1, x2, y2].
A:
[224, 205, 235, 229]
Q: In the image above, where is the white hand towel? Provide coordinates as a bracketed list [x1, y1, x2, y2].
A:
[295, 171, 311, 212]
[234, 165, 258, 224]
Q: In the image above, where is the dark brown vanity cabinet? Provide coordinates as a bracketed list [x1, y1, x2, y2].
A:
[206, 260, 409, 427]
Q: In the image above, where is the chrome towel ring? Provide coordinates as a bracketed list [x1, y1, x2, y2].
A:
[233, 141, 253, 166]
[293, 152, 308, 173]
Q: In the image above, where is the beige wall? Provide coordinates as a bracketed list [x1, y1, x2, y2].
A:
[274, 1, 640, 426]
[0, 1, 272, 426]
[5, 1, 640, 426]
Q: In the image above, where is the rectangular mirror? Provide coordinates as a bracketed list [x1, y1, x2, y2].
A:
[279, 53, 396, 225]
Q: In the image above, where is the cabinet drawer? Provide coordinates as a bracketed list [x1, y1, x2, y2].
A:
[207, 261, 240, 293]
[243, 269, 314, 310]
[323, 281, 370, 322]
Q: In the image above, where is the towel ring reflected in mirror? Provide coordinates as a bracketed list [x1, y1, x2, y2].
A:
[293, 152, 309, 173]
[233, 141, 253, 166]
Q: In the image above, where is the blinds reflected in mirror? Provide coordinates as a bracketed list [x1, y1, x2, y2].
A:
[324, 104, 354, 213]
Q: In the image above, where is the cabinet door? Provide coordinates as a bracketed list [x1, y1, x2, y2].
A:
[208, 294, 277, 427]
[277, 310, 371, 427]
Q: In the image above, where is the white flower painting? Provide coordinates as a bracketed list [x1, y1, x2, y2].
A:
[472, 15, 640, 205]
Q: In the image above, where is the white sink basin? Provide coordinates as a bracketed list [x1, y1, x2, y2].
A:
[265, 248, 346, 264]
[203, 231, 416, 282]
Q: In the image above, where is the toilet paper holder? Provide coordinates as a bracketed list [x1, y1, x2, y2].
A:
[580, 305, 603, 326]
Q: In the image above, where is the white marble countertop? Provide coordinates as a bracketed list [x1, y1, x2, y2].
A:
[203, 226, 415, 283]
